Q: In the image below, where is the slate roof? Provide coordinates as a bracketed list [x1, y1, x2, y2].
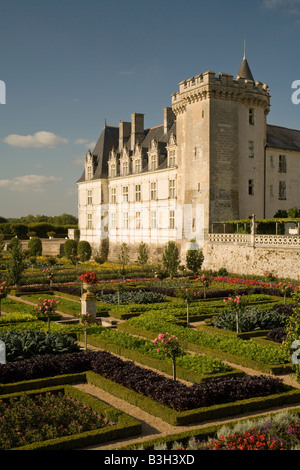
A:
[267, 125, 300, 153]
[237, 57, 255, 82]
[77, 121, 176, 183]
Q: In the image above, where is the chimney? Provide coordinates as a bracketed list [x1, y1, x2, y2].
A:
[131, 113, 144, 151]
[119, 121, 131, 151]
[164, 107, 175, 134]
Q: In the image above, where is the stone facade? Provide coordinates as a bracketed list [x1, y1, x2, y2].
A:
[77, 55, 300, 264]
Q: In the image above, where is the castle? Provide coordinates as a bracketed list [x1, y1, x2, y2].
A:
[77, 54, 300, 261]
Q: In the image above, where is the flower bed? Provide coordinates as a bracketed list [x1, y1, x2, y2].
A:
[120, 311, 290, 373]
[126, 409, 300, 451]
[0, 385, 141, 450]
[83, 327, 237, 382]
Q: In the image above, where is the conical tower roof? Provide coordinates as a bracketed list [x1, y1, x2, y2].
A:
[237, 43, 254, 82]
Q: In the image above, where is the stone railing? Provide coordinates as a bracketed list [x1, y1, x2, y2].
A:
[208, 233, 251, 244]
[208, 233, 300, 248]
[255, 235, 300, 247]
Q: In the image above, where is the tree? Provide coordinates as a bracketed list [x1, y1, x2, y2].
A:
[118, 243, 130, 270]
[118, 243, 130, 280]
[152, 333, 184, 381]
[7, 238, 25, 286]
[28, 236, 42, 256]
[94, 239, 109, 266]
[137, 242, 149, 267]
[185, 239, 204, 275]
[162, 241, 179, 278]
[77, 240, 92, 262]
[64, 239, 78, 261]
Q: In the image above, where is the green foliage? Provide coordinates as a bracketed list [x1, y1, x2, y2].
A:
[137, 242, 149, 267]
[212, 307, 287, 332]
[0, 330, 80, 362]
[162, 241, 180, 278]
[126, 310, 290, 366]
[7, 238, 25, 286]
[28, 237, 42, 256]
[283, 291, 300, 381]
[118, 243, 130, 269]
[77, 240, 92, 262]
[64, 239, 78, 260]
[185, 239, 204, 275]
[100, 290, 166, 304]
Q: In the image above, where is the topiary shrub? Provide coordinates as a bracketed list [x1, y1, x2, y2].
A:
[28, 237, 42, 256]
[77, 240, 92, 262]
[64, 239, 78, 260]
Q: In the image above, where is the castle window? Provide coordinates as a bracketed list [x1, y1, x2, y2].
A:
[150, 154, 157, 171]
[135, 159, 141, 173]
[87, 189, 92, 205]
[169, 210, 175, 230]
[122, 186, 128, 202]
[122, 161, 129, 176]
[110, 163, 116, 178]
[123, 212, 128, 229]
[87, 213, 92, 229]
[135, 211, 141, 230]
[86, 166, 92, 181]
[151, 210, 157, 229]
[279, 181, 286, 200]
[169, 179, 176, 199]
[249, 109, 254, 125]
[169, 149, 176, 167]
[248, 141, 254, 158]
[248, 179, 254, 195]
[135, 184, 141, 202]
[110, 187, 116, 204]
[150, 182, 157, 200]
[279, 155, 287, 173]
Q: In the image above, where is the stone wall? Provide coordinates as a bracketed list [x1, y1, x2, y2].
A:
[203, 233, 300, 280]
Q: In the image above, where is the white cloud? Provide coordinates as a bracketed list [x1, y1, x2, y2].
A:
[0, 175, 62, 192]
[3, 131, 68, 148]
[75, 138, 96, 149]
[262, 0, 300, 12]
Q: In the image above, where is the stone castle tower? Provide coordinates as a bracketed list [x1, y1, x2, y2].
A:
[172, 54, 270, 244]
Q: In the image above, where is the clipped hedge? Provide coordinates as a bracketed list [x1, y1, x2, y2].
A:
[119, 311, 291, 374]
[79, 329, 242, 384]
[86, 370, 300, 427]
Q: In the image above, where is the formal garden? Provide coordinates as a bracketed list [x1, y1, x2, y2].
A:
[0, 235, 300, 450]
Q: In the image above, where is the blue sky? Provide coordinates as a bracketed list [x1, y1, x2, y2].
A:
[1, 0, 300, 218]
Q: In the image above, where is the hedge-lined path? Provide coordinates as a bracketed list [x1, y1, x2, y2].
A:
[75, 340, 300, 451]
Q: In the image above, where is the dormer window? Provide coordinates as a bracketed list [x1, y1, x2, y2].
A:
[85, 150, 95, 180]
[120, 148, 130, 176]
[122, 161, 129, 176]
[86, 166, 92, 180]
[110, 163, 116, 178]
[108, 149, 117, 178]
[148, 139, 159, 172]
[134, 158, 141, 173]
[169, 149, 176, 167]
[167, 133, 177, 167]
[150, 154, 157, 171]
